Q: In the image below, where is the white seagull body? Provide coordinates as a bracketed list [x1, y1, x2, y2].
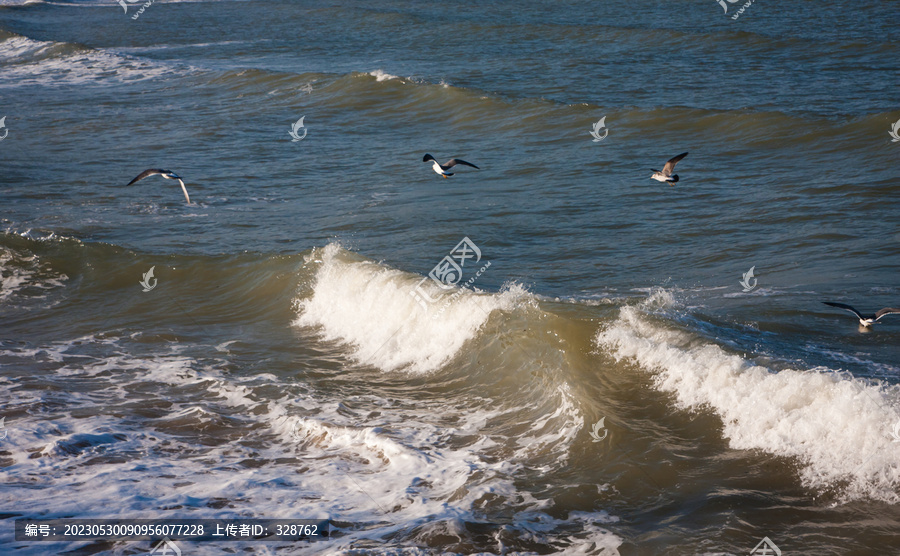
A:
[423, 154, 479, 178]
[650, 152, 688, 185]
[126, 169, 191, 204]
[822, 302, 900, 327]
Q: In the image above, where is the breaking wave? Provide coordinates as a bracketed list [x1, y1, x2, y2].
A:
[596, 290, 900, 503]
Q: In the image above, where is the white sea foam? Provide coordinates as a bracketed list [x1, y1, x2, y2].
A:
[294, 243, 527, 374]
[720, 286, 816, 298]
[359, 70, 449, 88]
[0, 247, 67, 304]
[0, 250, 33, 302]
[0, 33, 188, 87]
[596, 290, 900, 503]
[367, 69, 401, 82]
[0, 332, 621, 554]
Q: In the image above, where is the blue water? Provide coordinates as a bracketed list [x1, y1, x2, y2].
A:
[2, 1, 900, 554]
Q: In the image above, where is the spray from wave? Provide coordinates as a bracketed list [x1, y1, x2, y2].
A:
[367, 69, 401, 82]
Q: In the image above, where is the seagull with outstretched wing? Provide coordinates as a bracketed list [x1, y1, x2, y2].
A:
[423, 154, 480, 178]
[650, 152, 688, 185]
[126, 169, 191, 204]
[822, 301, 900, 327]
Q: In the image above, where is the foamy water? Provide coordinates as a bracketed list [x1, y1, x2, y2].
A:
[0, 32, 188, 86]
[367, 69, 401, 82]
[1, 307, 621, 555]
[0, 246, 67, 304]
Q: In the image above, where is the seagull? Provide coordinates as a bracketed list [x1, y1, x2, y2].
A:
[650, 152, 688, 186]
[126, 169, 191, 204]
[423, 154, 479, 178]
[822, 302, 900, 327]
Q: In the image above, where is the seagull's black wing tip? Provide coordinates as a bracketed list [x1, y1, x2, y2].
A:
[448, 159, 479, 169]
[822, 301, 864, 318]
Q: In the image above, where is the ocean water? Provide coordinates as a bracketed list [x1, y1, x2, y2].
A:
[1, 0, 899, 554]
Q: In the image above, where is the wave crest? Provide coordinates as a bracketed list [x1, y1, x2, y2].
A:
[294, 243, 525, 374]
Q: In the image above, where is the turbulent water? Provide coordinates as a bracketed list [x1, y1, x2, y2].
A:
[2, 1, 900, 554]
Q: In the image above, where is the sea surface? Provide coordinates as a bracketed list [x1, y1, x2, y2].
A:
[1, 0, 900, 554]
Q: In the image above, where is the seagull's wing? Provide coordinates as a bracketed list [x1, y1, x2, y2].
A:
[177, 179, 191, 204]
[444, 159, 479, 169]
[126, 169, 167, 186]
[823, 301, 864, 320]
[662, 152, 688, 175]
[874, 308, 900, 321]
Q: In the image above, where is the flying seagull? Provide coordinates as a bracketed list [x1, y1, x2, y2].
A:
[126, 169, 191, 204]
[423, 154, 479, 178]
[650, 152, 688, 185]
[822, 302, 900, 327]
